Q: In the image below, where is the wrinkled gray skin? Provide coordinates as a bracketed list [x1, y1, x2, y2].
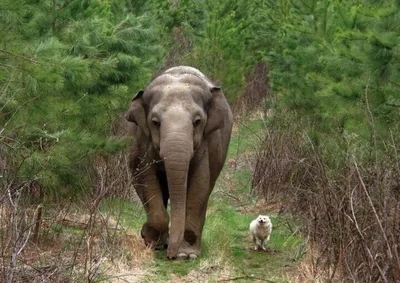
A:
[125, 66, 233, 259]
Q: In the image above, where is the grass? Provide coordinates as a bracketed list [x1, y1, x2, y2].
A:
[227, 115, 266, 157]
[13, 116, 303, 282]
[99, 191, 304, 282]
[96, 116, 305, 282]
[101, 197, 146, 231]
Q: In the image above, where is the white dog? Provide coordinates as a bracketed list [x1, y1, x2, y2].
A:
[249, 215, 272, 250]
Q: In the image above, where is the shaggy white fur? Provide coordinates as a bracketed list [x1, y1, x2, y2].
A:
[249, 215, 272, 250]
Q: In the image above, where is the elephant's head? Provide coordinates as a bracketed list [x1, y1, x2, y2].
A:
[125, 68, 228, 258]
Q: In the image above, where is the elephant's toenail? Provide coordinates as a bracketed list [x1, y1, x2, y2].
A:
[188, 254, 198, 260]
[177, 253, 188, 259]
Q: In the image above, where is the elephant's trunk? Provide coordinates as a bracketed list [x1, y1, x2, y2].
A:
[160, 125, 193, 259]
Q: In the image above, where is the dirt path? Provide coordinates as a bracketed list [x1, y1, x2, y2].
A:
[112, 117, 305, 282]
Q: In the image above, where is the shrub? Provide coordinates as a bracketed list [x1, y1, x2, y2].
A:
[252, 111, 400, 282]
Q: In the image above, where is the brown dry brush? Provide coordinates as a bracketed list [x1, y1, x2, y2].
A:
[164, 26, 194, 69]
[0, 116, 143, 282]
[233, 62, 270, 117]
[93, 114, 136, 201]
[252, 116, 400, 282]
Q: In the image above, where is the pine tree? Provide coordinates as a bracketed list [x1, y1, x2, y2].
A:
[254, 0, 399, 156]
[172, 0, 262, 101]
[0, 0, 166, 199]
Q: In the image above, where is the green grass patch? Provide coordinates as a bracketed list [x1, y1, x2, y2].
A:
[100, 196, 146, 230]
[151, 251, 201, 279]
[96, 117, 304, 281]
[142, 196, 304, 281]
[228, 117, 265, 158]
[227, 214, 303, 280]
[230, 168, 252, 194]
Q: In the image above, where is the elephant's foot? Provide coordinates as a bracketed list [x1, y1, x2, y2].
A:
[166, 244, 200, 260]
[171, 229, 202, 259]
[177, 252, 198, 260]
[140, 223, 168, 250]
[176, 245, 201, 260]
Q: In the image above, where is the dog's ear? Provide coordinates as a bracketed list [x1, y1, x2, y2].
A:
[125, 90, 149, 136]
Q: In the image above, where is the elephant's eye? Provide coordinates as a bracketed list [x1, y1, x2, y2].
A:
[152, 117, 160, 127]
[193, 117, 201, 127]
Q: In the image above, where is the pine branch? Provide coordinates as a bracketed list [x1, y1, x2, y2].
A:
[58, 0, 72, 11]
[386, 102, 400, 108]
[389, 80, 400, 88]
[0, 49, 40, 64]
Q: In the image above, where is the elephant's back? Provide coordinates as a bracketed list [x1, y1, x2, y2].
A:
[149, 66, 215, 90]
[164, 66, 208, 81]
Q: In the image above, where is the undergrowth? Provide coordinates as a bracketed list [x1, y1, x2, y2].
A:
[252, 111, 400, 282]
[0, 115, 305, 282]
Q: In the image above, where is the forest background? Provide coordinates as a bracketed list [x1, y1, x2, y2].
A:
[1, 0, 399, 282]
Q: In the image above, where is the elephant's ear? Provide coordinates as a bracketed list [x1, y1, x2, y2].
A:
[125, 90, 150, 136]
[205, 86, 229, 135]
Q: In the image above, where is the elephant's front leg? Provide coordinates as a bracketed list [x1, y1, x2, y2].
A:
[177, 156, 211, 259]
[134, 167, 169, 250]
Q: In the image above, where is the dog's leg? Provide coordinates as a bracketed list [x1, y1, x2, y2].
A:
[252, 235, 258, 250]
[259, 239, 265, 250]
[256, 238, 263, 250]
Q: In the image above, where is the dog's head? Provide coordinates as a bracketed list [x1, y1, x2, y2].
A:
[256, 215, 271, 225]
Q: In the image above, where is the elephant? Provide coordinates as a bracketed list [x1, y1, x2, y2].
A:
[125, 66, 233, 259]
